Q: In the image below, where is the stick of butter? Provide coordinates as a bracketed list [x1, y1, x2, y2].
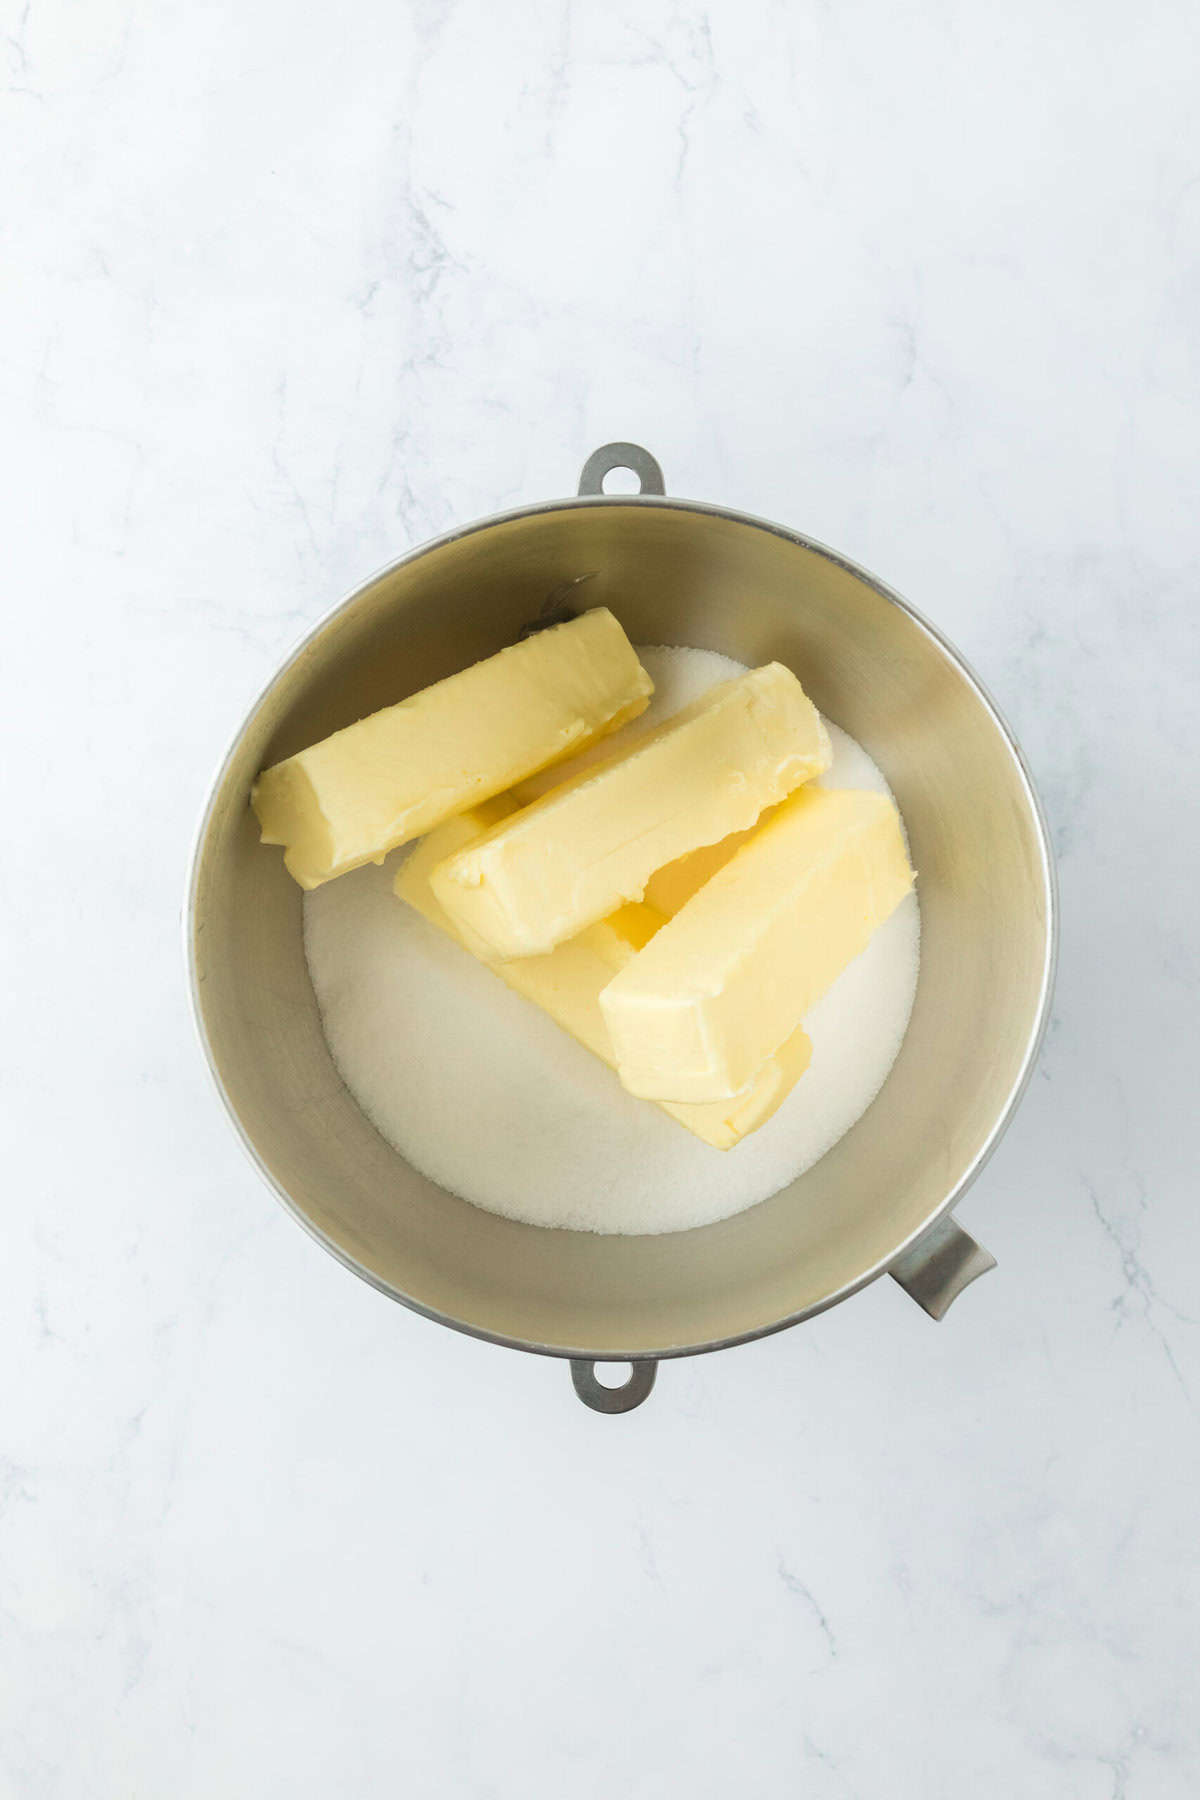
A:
[396, 804, 812, 1151]
[600, 787, 915, 1103]
[641, 814, 771, 915]
[428, 663, 831, 959]
[251, 609, 653, 890]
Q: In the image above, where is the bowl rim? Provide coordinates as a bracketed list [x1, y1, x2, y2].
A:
[186, 493, 1059, 1364]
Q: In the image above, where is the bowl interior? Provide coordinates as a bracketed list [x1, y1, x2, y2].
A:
[191, 501, 1053, 1358]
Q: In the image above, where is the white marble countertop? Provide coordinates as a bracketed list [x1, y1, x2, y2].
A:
[3, 2, 1198, 1794]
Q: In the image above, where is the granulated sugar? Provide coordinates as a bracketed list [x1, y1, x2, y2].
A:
[303, 646, 921, 1235]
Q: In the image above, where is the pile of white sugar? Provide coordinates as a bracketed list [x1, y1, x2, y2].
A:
[303, 646, 921, 1236]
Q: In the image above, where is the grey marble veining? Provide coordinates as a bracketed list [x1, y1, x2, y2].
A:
[2, 1, 1197, 1794]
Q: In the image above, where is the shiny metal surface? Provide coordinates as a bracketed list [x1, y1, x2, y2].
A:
[570, 1360, 658, 1414]
[577, 441, 665, 497]
[889, 1215, 998, 1320]
[187, 446, 1056, 1373]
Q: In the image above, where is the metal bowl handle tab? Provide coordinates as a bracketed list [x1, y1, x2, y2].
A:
[571, 1359, 658, 1413]
[578, 443, 666, 497]
[889, 1214, 996, 1320]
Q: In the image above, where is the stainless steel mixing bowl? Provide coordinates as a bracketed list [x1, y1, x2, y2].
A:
[188, 443, 1057, 1412]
